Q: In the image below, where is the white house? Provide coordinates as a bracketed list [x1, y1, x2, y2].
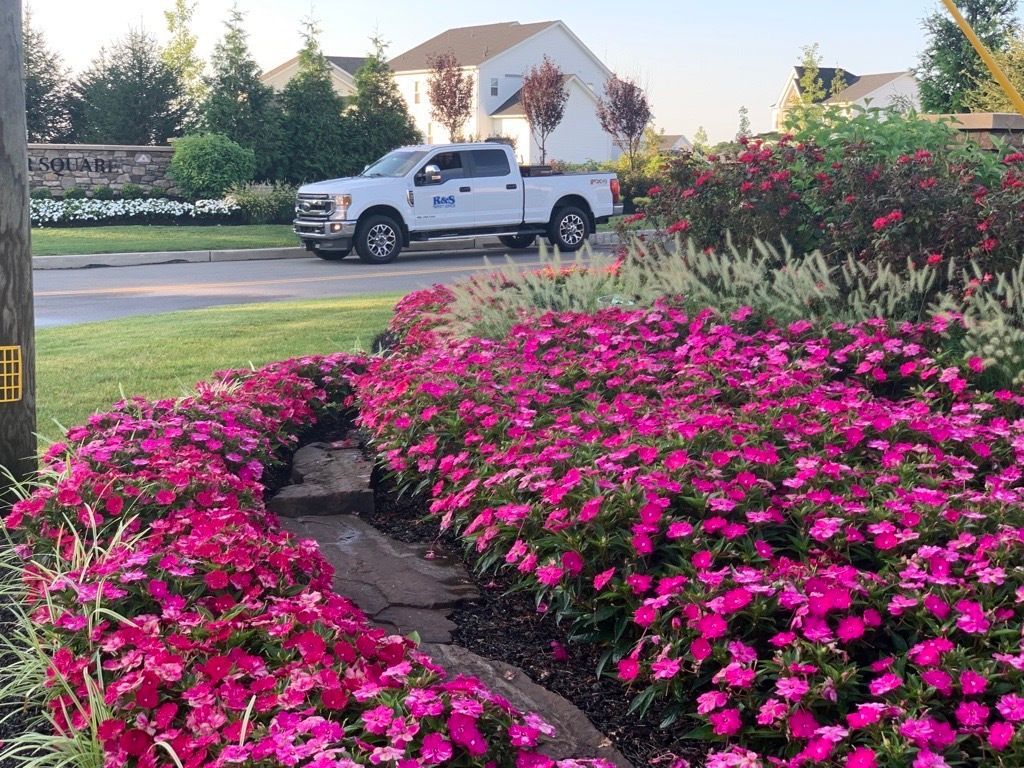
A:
[261, 56, 367, 98]
[659, 134, 693, 154]
[387, 20, 619, 164]
[771, 67, 920, 130]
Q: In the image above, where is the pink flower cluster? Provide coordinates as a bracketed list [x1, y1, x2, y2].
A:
[358, 292, 1024, 766]
[4, 354, 608, 768]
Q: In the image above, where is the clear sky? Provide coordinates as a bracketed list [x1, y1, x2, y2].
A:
[25, 0, 1007, 142]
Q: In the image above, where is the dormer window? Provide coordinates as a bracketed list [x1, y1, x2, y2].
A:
[490, 78, 499, 97]
[414, 80, 420, 104]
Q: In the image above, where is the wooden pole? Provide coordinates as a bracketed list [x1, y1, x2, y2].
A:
[0, 0, 37, 501]
[940, 0, 1024, 117]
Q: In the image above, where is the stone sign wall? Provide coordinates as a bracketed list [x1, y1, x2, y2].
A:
[27, 143, 179, 197]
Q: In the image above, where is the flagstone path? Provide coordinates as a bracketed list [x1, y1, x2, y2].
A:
[269, 440, 631, 766]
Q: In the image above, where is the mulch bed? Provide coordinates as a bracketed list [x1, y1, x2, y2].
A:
[357, 439, 702, 767]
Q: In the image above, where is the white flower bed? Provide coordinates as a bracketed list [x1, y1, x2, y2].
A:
[31, 197, 240, 227]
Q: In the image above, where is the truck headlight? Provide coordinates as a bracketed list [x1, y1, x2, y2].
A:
[332, 194, 352, 219]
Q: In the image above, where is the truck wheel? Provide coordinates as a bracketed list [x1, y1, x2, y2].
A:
[356, 215, 402, 264]
[498, 234, 537, 250]
[548, 206, 589, 252]
[314, 246, 351, 261]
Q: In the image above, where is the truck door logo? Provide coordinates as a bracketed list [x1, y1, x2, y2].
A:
[432, 195, 456, 208]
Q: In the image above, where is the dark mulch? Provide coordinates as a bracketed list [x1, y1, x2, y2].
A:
[359, 446, 702, 767]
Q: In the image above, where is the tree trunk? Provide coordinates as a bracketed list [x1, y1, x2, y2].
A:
[0, 0, 36, 502]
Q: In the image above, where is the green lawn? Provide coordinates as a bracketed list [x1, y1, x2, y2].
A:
[36, 294, 401, 436]
[32, 224, 297, 256]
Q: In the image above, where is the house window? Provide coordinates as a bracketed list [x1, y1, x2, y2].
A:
[490, 77, 498, 97]
[414, 80, 420, 104]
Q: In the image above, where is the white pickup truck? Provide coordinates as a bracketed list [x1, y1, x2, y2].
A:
[293, 142, 622, 263]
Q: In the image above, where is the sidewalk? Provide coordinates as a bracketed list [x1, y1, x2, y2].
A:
[32, 231, 630, 270]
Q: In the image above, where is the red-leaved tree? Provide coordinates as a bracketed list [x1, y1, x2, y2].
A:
[596, 74, 652, 171]
[521, 55, 568, 164]
[427, 51, 474, 142]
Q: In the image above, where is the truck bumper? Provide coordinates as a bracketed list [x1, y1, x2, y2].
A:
[613, 204, 624, 216]
[293, 219, 357, 250]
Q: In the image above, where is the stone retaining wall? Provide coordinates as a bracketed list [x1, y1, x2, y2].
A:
[27, 143, 179, 197]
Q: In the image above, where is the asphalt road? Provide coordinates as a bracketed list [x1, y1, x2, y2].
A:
[33, 244, 612, 328]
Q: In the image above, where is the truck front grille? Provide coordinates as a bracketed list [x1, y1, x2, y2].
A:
[295, 194, 333, 219]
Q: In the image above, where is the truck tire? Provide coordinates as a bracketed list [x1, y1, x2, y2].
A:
[314, 246, 351, 261]
[548, 206, 589, 252]
[355, 215, 402, 264]
[498, 234, 537, 250]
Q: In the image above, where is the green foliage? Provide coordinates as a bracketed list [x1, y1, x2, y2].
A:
[29, 188, 52, 200]
[201, 4, 283, 180]
[170, 133, 255, 199]
[829, 67, 848, 98]
[162, 0, 206, 123]
[70, 28, 188, 144]
[917, 0, 1018, 112]
[797, 43, 826, 104]
[63, 187, 86, 200]
[91, 186, 115, 200]
[736, 105, 751, 139]
[226, 182, 297, 224]
[22, 9, 72, 142]
[120, 183, 145, 200]
[691, 126, 709, 153]
[965, 32, 1024, 111]
[350, 37, 421, 167]
[277, 18, 349, 183]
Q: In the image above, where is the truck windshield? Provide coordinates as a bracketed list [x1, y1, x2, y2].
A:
[360, 150, 428, 178]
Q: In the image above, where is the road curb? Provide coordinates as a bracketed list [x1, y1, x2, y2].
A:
[32, 231, 641, 270]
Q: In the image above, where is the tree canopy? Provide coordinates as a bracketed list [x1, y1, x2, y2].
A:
[427, 51, 474, 142]
[596, 74, 652, 171]
[22, 9, 72, 142]
[522, 55, 568, 164]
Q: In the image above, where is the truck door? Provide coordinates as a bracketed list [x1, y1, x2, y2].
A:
[467, 148, 523, 228]
[412, 150, 475, 230]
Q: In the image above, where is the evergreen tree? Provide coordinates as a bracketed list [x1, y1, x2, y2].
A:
[350, 36, 421, 167]
[736, 105, 751, 139]
[162, 0, 206, 117]
[917, 0, 1017, 113]
[278, 17, 348, 182]
[22, 9, 72, 142]
[966, 32, 1024, 111]
[798, 44, 826, 104]
[202, 4, 283, 179]
[70, 28, 188, 144]
[692, 125, 709, 152]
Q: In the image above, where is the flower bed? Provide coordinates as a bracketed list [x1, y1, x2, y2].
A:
[2, 354, 605, 768]
[31, 197, 240, 227]
[358, 290, 1024, 766]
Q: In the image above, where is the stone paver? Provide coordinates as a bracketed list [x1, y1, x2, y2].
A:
[273, 440, 632, 766]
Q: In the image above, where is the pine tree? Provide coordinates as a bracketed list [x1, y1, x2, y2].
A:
[736, 105, 751, 139]
[965, 33, 1024, 111]
[163, 0, 206, 118]
[277, 17, 348, 182]
[350, 37, 421, 168]
[918, 0, 1017, 113]
[202, 4, 282, 179]
[22, 8, 72, 142]
[798, 44, 826, 104]
[70, 29, 188, 144]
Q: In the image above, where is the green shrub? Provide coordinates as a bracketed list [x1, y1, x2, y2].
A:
[226, 182, 297, 224]
[62, 187, 87, 199]
[29, 188, 52, 200]
[169, 133, 255, 200]
[119, 183, 145, 200]
[91, 186, 115, 200]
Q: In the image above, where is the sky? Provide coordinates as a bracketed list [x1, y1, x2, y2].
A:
[25, 0, 1003, 142]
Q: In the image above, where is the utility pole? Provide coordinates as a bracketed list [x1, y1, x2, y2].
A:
[0, 0, 36, 502]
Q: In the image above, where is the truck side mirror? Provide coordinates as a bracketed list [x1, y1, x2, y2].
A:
[416, 164, 442, 186]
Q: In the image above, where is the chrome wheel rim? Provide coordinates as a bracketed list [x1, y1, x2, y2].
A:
[559, 214, 585, 246]
[367, 223, 397, 258]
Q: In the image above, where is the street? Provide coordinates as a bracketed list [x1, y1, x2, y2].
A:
[33, 244, 612, 327]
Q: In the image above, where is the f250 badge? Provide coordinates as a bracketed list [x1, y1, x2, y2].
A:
[432, 195, 456, 208]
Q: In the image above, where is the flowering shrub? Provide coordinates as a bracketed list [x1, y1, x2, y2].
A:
[3, 354, 607, 768]
[358, 290, 1024, 766]
[30, 197, 240, 227]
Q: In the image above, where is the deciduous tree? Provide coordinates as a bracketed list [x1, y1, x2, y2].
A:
[202, 3, 283, 179]
[522, 55, 568, 164]
[22, 9, 71, 142]
[736, 105, 751, 139]
[917, 0, 1017, 113]
[692, 125, 709, 153]
[829, 67, 849, 99]
[596, 74, 652, 171]
[70, 29, 188, 144]
[798, 44, 826, 104]
[427, 52, 473, 142]
[965, 32, 1024, 112]
[163, 0, 206, 119]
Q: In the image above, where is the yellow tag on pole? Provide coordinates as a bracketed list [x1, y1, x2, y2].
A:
[0, 346, 23, 403]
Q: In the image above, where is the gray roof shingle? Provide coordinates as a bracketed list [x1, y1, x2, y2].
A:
[389, 20, 557, 72]
[327, 56, 368, 76]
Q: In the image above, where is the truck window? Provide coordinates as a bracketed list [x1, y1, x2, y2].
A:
[425, 151, 465, 182]
[469, 149, 511, 178]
